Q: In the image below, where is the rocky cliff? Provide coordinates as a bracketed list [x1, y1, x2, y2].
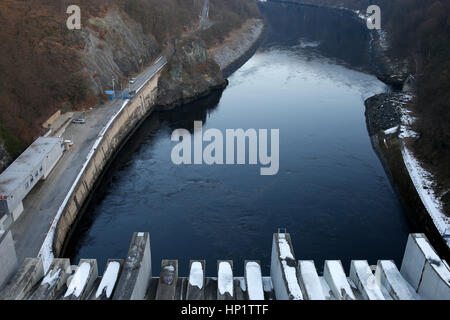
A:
[156, 37, 227, 109]
[80, 9, 161, 97]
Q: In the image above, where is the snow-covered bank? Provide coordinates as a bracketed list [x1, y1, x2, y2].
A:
[402, 146, 449, 242]
[398, 102, 450, 247]
[366, 88, 449, 251]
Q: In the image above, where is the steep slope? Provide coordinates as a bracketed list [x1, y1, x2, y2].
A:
[0, 0, 261, 171]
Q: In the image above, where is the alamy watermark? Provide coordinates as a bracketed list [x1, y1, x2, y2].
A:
[366, 5, 381, 30]
[171, 121, 279, 176]
[66, 5, 81, 30]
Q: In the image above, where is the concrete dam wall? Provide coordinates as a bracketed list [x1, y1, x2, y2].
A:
[45, 71, 163, 268]
[1, 232, 449, 300]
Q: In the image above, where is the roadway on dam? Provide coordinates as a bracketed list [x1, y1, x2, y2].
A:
[10, 57, 167, 266]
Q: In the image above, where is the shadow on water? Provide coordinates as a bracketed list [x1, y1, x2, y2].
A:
[260, 2, 371, 70]
[64, 91, 224, 262]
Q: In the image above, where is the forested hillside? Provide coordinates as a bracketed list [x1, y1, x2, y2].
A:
[0, 0, 258, 167]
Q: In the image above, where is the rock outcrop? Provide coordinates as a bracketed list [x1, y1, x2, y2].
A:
[80, 9, 161, 97]
[156, 37, 227, 109]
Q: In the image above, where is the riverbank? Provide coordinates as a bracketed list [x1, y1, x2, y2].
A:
[299, 1, 450, 259]
[209, 18, 265, 77]
[155, 18, 265, 110]
[359, 12, 450, 257]
[365, 92, 450, 261]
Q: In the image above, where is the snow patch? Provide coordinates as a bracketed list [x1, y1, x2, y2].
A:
[396, 99, 449, 248]
[64, 262, 91, 298]
[281, 260, 303, 300]
[246, 262, 264, 300]
[218, 262, 233, 296]
[278, 234, 294, 260]
[95, 261, 120, 298]
[188, 262, 204, 289]
[384, 126, 399, 135]
[41, 268, 62, 288]
[164, 265, 175, 272]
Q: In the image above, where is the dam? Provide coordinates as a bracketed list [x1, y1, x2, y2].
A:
[0, 1, 448, 303]
[0, 232, 449, 300]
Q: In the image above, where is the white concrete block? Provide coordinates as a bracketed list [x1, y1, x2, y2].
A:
[298, 260, 326, 300]
[400, 234, 450, 300]
[350, 260, 384, 300]
[376, 260, 420, 300]
[323, 260, 355, 300]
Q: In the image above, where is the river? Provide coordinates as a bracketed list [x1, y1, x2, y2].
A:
[65, 3, 412, 276]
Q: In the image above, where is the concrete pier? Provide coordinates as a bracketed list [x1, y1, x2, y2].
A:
[29, 259, 70, 300]
[323, 260, 355, 300]
[298, 260, 326, 300]
[400, 234, 450, 300]
[1, 232, 449, 300]
[375, 260, 419, 300]
[234, 277, 246, 300]
[155, 260, 178, 300]
[270, 233, 303, 300]
[245, 260, 264, 300]
[113, 232, 151, 300]
[90, 259, 123, 300]
[186, 260, 205, 300]
[204, 278, 218, 300]
[350, 260, 385, 300]
[174, 277, 188, 300]
[217, 260, 234, 300]
[62, 259, 98, 300]
[0, 258, 43, 300]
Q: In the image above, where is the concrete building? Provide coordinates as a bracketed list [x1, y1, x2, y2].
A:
[0, 137, 64, 225]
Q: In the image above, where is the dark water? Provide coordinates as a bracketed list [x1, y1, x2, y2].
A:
[66, 4, 411, 276]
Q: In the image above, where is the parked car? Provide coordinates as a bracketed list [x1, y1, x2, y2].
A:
[129, 77, 137, 84]
[72, 118, 86, 124]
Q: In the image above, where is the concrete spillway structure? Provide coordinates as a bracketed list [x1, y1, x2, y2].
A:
[0, 232, 449, 300]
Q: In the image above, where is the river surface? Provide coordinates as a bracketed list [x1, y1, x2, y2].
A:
[66, 4, 412, 276]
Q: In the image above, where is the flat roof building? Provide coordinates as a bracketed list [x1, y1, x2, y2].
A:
[0, 137, 64, 225]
